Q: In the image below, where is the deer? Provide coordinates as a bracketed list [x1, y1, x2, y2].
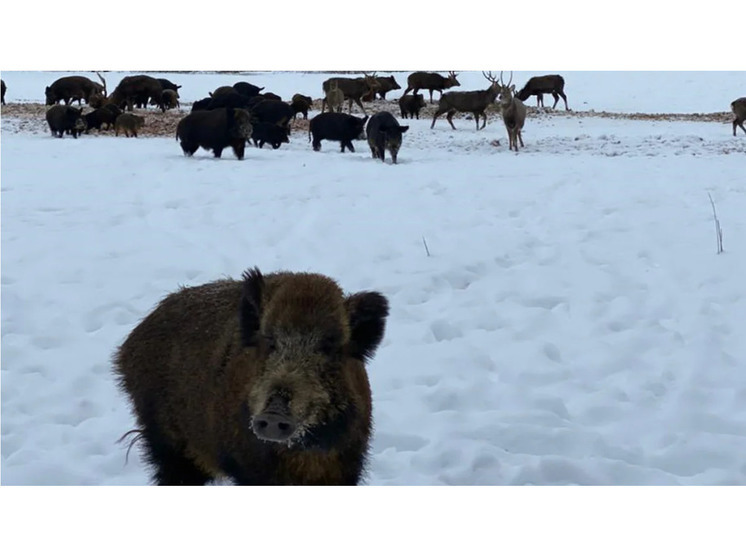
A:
[515, 74, 569, 110]
[321, 73, 380, 115]
[430, 71, 501, 131]
[496, 71, 527, 152]
[403, 71, 460, 103]
[731, 97, 746, 136]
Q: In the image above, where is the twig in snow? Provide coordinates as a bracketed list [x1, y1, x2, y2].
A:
[422, 236, 431, 257]
[707, 192, 724, 254]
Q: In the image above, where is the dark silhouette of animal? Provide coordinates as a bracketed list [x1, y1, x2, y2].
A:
[291, 94, 313, 120]
[309, 113, 369, 153]
[45, 105, 86, 138]
[156, 78, 182, 95]
[115, 113, 145, 137]
[113, 268, 389, 485]
[515, 74, 569, 110]
[430, 71, 500, 130]
[249, 99, 295, 129]
[211, 86, 238, 98]
[251, 122, 290, 149]
[191, 97, 212, 111]
[496, 72, 527, 151]
[110, 75, 164, 112]
[321, 75, 379, 114]
[366, 111, 409, 164]
[205, 92, 253, 111]
[398, 94, 426, 119]
[176, 107, 253, 159]
[731, 97, 746, 136]
[1, 79, 6, 105]
[403, 71, 460, 103]
[45, 75, 104, 105]
[261, 92, 282, 101]
[161, 89, 180, 110]
[84, 103, 123, 131]
[233, 81, 264, 98]
[372, 75, 401, 100]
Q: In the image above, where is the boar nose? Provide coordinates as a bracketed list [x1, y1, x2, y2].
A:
[252, 412, 297, 442]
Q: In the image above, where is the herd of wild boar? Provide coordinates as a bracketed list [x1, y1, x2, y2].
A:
[5, 72, 746, 485]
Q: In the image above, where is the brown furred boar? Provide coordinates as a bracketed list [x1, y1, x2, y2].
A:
[113, 268, 389, 485]
[115, 113, 145, 137]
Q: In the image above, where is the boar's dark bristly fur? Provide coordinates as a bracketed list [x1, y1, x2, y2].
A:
[176, 107, 253, 159]
[398, 94, 426, 119]
[309, 113, 369, 153]
[366, 111, 409, 164]
[113, 268, 389, 485]
[45, 105, 86, 138]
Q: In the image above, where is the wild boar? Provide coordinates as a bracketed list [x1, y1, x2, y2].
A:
[1, 79, 6, 105]
[291, 94, 313, 120]
[366, 111, 409, 164]
[45, 75, 103, 105]
[233, 81, 264, 98]
[110, 75, 164, 112]
[398, 94, 426, 119]
[115, 113, 145, 137]
[85, 104, 122, 132]
[251, 122, 290, 149]
[249, 99, 295, 129]
[176, 107, 253, 160]
[161, 89, 180, 110]
[113, 268, 389, 485]
[373, 75, 401, 100]
[45, 105, 86, 138]
[309, 113, 369, 153]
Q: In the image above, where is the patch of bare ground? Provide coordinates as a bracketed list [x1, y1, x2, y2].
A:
[0, 100, 734, 138]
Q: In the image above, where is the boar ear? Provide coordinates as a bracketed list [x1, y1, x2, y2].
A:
[345, 291, 389, 362]
[240, 267, 264, 346]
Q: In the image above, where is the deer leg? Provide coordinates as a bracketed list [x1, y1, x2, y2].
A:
[430, 109, 444, 129]
[429, 90, 434, 104]
[446, 110, 457, 130]
[559, 91, 569, 110]
[353, 97, 367, 115]
[735, 119, 746, 136]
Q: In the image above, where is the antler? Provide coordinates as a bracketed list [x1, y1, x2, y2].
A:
[498, 71, 513, 87]
[482, 71, 498, 84]
[96, 71, 107, 97]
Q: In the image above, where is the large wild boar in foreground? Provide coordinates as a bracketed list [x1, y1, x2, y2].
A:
[309, 113, 369, 153]
[113, 268, 389, 485]
[366, 111, 409, 164]
[45, 75, 104, 105]
[176, 107, 253, 159]
[45, 105, 86, 138]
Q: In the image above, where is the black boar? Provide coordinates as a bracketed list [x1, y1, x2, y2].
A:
[291, 94, 313, 120]
[373, 75, 401, 100]
[398, 93, 426, 119]
[309, 113, 369, 153]
[206, 92, 253, 111]
[85, 104, 122, 132]
[156, 78, 182, 94]
[1, 79, 6, 105]
[366, 111, 409, 164]
[249, 99, 295, 128]
[211, 85, 238, 98]
[45, 105, 86, 138]
[161, 89, 180, 110]
[233, 81, 264, 98]
[192, 97, 213, 112]
[115, 113, 145, 137]
[176, 107, 253, 159]
[251, 121, 290, 149]
[113, 268, 389, 485]
[45, 75, 103, 105]
[110, 75, 164, 112]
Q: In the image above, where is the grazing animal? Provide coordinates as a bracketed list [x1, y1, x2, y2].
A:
[321, 74, 379, 114]
[402, 71, 460, 103]
[85, 104, 122, 132]
[45, 75, 104, 106]
[110, 75, 164, 112]
[115, 113, 145, 138]
[372, 75, 401, 100]
[430, 71, 500, 130]
[515, 74, 569, 110]
[1, 79, 6, 105]
[211, 86, 238, 98]
[496, 72, 527, 151]
[205, 92, 253, 111]
[249, 99, 295, 129]
[731, 97, 746, 136]
[233, 81, 264, 98]
[45, 105, 86, 138]
[366, 111, 409, 164]
[291, 94, 313, 120]
[161, 89, 180, 110]
[398, 94, 426, 119]
[309, 112, 369, 153]
[323, 81, 345, 114]
[156, 78, 182, 95]
[113, 268, 389, 485]
[251, 121, 290, 149]
[176, 107, 253, 159]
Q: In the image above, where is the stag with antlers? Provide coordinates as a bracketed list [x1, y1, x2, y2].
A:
[430, 71, 501, 131]
[496, 71, 527, 151]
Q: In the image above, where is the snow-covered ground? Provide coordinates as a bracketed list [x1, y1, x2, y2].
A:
[2, 71, 746, 485]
